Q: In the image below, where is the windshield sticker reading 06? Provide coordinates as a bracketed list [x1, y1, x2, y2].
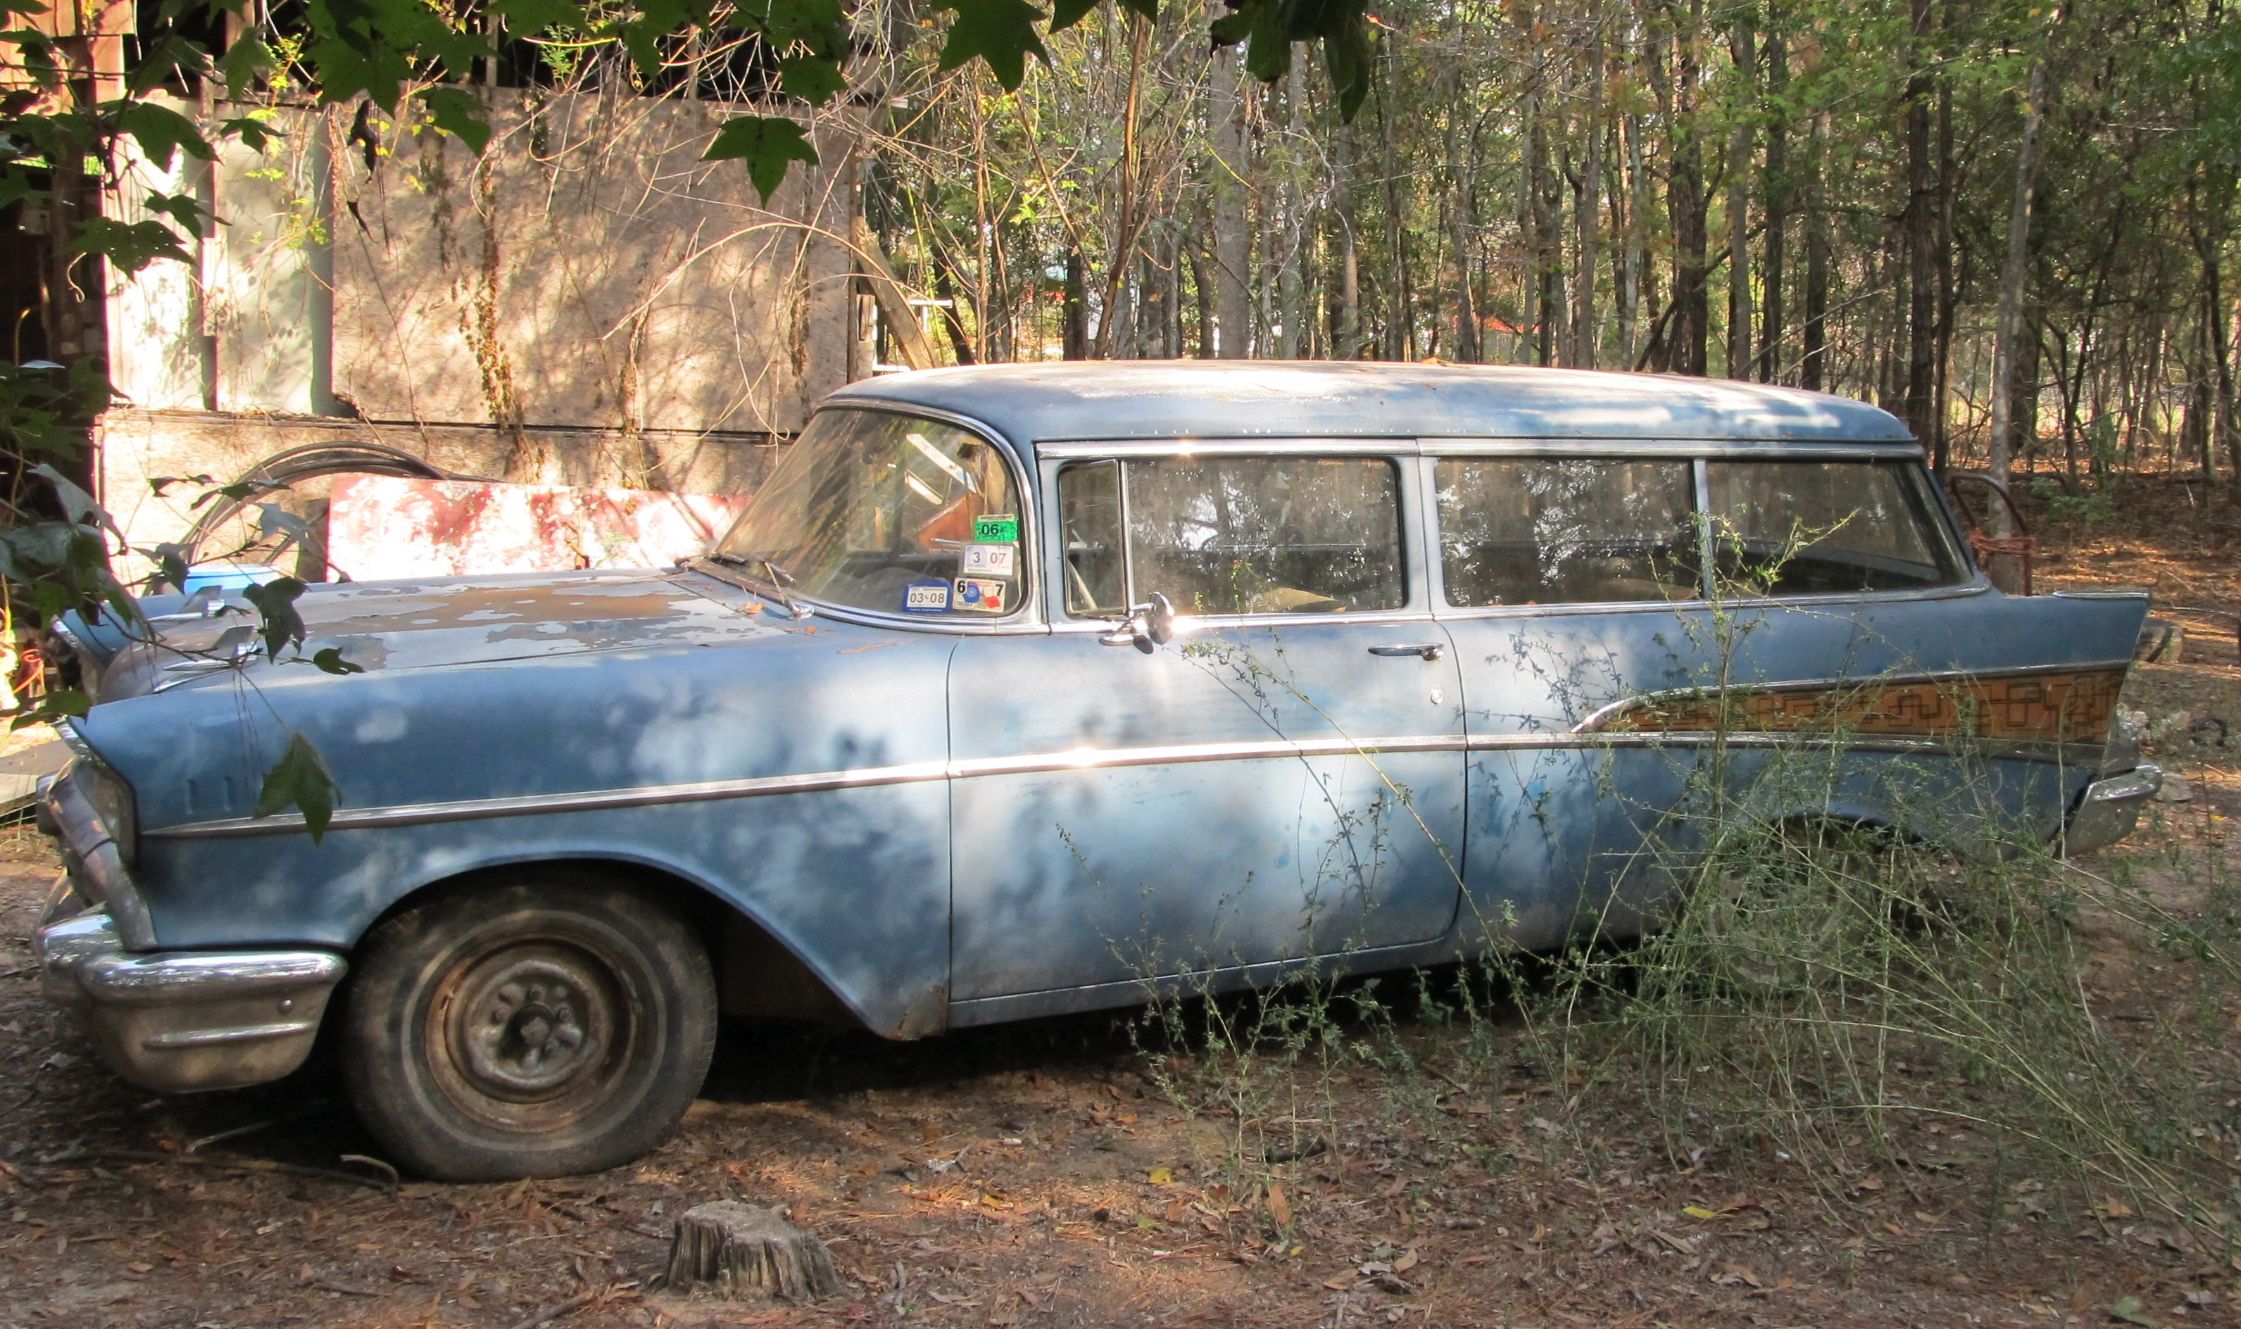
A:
[973, 514, 1019, 544]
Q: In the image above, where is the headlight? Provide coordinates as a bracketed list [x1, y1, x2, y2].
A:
[57, 725, 139, 867]
[83, 762, 138, 865]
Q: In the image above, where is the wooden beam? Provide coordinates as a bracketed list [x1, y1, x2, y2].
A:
[852, 218, 939, 371]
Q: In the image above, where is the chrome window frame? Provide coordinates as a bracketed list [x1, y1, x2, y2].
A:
[1036, 442, 1431, 633]
[1420, 440, 1992, 617]
[1423, 451, 1707, 613]
[703, 401, 1051, 637]
[1700, 454, 1974, 600]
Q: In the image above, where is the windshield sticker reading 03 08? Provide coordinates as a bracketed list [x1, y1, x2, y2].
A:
[902, 580, 951, 613]
[973, 515, 1019, 544]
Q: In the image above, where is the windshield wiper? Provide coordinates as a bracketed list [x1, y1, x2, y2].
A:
[702, 552, 812, 619]
[760, 558, 811, 620]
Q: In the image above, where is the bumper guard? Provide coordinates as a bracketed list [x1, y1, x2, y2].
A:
[2064, 763, 2163, 858]
[35, 888, 346, 1094]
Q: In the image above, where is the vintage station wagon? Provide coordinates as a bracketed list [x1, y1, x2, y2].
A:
[35, 363, 2161, 1180]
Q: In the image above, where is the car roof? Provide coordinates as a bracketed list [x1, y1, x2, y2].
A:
[825, 361, 1916, 448]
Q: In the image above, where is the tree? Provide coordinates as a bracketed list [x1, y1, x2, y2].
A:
[0, 0, 1382, 748]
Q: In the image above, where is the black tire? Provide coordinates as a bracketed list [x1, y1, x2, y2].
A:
[341, 873, 717, 1181]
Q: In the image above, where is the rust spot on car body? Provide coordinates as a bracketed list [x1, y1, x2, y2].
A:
[892, 984, 949, 1039]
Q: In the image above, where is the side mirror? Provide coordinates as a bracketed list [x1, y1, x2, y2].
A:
[1098, 592, 1179, 654]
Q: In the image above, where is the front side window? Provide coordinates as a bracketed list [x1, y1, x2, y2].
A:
[1708, 460, 1965, 595]
[1058, 456, 1405, 618]
[711, 409, 1024, 617]
[1436, 459, 1699, 607]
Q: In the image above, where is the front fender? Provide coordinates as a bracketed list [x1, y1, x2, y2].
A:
[136, 780, 954, 1040]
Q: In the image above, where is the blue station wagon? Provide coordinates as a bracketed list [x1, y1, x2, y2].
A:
[34, 363, 2161, 1179]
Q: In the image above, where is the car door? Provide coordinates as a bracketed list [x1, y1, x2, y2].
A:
[1428, 451, 1718, 947]
[1428, 445, 2150, 952]
[945, 445, 1465, 1012]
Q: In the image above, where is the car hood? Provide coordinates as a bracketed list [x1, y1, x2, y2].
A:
[98, 567, 783, 700]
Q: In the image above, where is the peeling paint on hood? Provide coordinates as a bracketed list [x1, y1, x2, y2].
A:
[100, 567, 780, 699]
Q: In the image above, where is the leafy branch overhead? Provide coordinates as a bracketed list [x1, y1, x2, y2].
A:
[329, 0, 1376, 188]
[5, 0, 1375, 290]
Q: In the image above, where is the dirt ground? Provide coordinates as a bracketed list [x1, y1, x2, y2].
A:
[3, 481, 2239, 1329]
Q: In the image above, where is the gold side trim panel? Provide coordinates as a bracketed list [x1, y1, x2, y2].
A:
[149, 666, 2120, 840]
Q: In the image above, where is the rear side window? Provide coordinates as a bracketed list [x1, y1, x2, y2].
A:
[1436, 459, 1699, 607]
[1057, 456, 1405, 617]
[1708, 461, 1964, 595]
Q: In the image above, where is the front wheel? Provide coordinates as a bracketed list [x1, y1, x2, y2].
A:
[341, 874, 718, 1181]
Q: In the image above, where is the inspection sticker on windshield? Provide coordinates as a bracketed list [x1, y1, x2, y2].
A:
[973, 514, 1019, 543]
[902, 580, 951, 613]
[960, 544, 1017, 578]
[952, 577, 1007, 613]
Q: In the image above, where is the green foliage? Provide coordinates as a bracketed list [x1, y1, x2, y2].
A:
[701, 116, 822, 202]
[1210, 0, 1373, 120]
[240, 576, 310, 660]
[938, 0, 1054, 91]
[112, 100, 217, 169]
[67, 217, 195, 274]
[777, 54, 847, 104]
[311, 646, 366, 675]
[745, 0, 850, 51]
[1051, 0, 1157, 29]
[415, 86, 493, 153]
[253, 732, 341, 841]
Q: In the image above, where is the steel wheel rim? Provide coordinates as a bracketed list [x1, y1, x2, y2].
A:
[429, 935, 636, 1130]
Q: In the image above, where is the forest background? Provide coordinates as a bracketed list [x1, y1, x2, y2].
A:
[848, 0, 2241, 502]
[3, 0, 2240, 682]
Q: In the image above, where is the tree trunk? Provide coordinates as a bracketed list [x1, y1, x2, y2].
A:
[1802, 108, 1829, 391]
[2193, 172, 2240, 491]
[1933, 36, 1958, 469]
[2222, 258, 2241, 493]
[1533, 115, 1564, 365]
[1901, 0, 1940, 464]
[930, 242, 978, 365]
[1330, 122, 1362, 359]
[1275, 61, 1310, 358]
[1377, 42, 1415, 360]
[1154, 228, 1183, 357]
[1757, 21, 1788, 382]
[666, 1203, 842, 1302]
[1985, 54, 2049, 533]
[1450, 65, 1484, 362]
[1664, 0, 1710, 376]
[1187, 236, 1216, 357]
[1620, 111, 1646, 363]
[1208, 47, 1252, 358]
[1571, 1, 1606, 368]
[1063, 247, 1089, 359]
[1726, 9, 1755, 378]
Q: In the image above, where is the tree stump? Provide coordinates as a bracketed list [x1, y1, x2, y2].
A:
[663, 1202, 842, 1301]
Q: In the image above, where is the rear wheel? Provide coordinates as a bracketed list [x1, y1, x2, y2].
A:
[342, 874, 717, 1181]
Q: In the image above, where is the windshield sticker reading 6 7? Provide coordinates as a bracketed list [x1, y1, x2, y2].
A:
[902, 580, 950, 613]
[972, 514, 1019, 544]
[953, 577, 1007, 613]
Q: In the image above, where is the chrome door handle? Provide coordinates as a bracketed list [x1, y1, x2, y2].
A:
[1368, 642, 1445, 662]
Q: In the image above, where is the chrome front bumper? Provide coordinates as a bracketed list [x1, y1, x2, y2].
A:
[35, 888, 348, 1093]
[2063, 763, 2163, 858]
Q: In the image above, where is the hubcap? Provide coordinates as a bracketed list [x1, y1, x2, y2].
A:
[441, 944, 622, 1106]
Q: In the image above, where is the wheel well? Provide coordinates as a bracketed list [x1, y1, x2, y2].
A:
[357, 860, 861, 1029]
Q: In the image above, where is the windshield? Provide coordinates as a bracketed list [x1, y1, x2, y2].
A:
[711, 408, 1024, 618]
